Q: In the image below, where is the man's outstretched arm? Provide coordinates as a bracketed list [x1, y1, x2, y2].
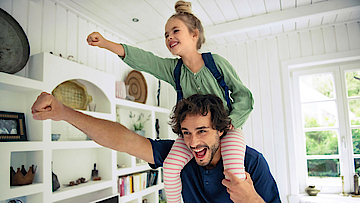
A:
[31, 92, 154, 164]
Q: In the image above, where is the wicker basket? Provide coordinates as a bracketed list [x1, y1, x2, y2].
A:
[52, 80, 92, 110]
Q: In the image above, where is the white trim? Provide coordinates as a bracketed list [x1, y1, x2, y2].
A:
[281, 50, 360, 197]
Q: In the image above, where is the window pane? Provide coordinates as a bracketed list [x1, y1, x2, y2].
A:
[349, 99, 360, 125]
[355, 158, 360, 175]
[307, 159, 340, 177]
[299, 73, 334, 102]
[345, 70, 360, 97]
[302, 101, 338, 128]
[352, 129, 360, 154]
[306, 131, 339, 155]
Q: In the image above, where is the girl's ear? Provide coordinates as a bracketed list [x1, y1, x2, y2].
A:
[192, 29, 199, 39]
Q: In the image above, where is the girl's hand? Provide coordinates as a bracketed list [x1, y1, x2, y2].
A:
[87, 32, 108, 48]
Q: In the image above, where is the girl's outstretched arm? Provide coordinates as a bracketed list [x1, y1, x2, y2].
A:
[87, 32, 125, 57]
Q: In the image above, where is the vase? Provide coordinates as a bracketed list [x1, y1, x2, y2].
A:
[305, 185, 320, 196]
[135, 130, 145, 137]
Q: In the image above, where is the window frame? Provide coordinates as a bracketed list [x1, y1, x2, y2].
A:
[291, 64, 359, 194]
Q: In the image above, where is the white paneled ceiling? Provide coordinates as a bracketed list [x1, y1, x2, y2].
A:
[57, 0, 360, 56]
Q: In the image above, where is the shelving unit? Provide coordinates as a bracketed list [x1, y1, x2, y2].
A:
[0, 52, 174, 203]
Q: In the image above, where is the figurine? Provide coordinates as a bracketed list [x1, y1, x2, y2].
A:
[157, 80, 161, 106]
[155, 119, 160, 139]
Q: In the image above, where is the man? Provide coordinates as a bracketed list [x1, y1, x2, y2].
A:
[32, 93, 281, 203]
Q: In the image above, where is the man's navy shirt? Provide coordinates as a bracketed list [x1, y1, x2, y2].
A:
[149, 139, 281, 203]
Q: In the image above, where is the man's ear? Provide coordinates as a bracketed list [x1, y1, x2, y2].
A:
[218, 130, 224, 138]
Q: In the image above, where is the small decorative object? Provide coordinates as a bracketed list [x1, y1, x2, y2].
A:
[10, 165, 37, 186]
[88, 103, 96, 111]
[5, 196, 26, 203]
[51, 134, 61, 141]
[339, 175, 349, 196]
[305, 185, 320, 196]
[115, 81, 127, 99]
[125, 70, 148, 104]
[91, 163, 99, 181]
[0, 8, 30, 74]
[157, 80, 161, 106]
[0, 111, 27, 142]
[52, 80, 92, 110]
[129, 111, 151, 132]
[355, 174, 359, 195]
[63, 177, 88, 186]
[52, 162, 60, 192]
[155, 119, 160, 139]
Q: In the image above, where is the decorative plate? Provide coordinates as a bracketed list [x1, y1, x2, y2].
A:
[125, 70, 148, 104]
[0, 8, 30, 74]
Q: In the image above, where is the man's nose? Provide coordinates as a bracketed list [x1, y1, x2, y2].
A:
[189, 134, 201, 149]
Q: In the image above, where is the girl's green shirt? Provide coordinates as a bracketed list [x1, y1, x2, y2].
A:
[121, 44, 253, 129]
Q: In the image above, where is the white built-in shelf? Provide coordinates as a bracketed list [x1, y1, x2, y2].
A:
[52, 180, 113, 202]
[77, 110, 115, 121]
[51, 141, 102, 149]
[7, 183, 43, 201]
[116, 164, 152, 176]
[0, 142, 44, 152]
[115, 98, 171, 114]
[0, 72, 43, 92]
[120, 183, 164, 202]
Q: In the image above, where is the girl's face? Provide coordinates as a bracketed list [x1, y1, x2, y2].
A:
[165, 18, 198, 56]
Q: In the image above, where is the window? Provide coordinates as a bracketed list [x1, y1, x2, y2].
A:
[292, 63, 360, 193]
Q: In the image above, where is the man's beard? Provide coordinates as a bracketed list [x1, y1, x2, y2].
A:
[197, 132, 220, 167]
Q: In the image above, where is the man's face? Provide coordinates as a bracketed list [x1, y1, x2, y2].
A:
[180, 112, 223, 168]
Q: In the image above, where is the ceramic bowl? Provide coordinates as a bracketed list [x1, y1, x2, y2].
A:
[51, 134, 61, 141]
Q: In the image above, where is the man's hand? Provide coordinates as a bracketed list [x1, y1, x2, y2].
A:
[87, 32, 108, 48]
[31, 92, 68, 121]
[222, 170, 265, 203]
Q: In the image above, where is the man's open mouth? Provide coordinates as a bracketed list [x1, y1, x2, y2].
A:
[193, 148, 207, 159]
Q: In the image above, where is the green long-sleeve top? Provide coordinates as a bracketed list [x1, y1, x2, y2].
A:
[121, 44, 253, 129]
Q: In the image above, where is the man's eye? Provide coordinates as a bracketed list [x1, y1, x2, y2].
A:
[182, 131, 190, 135]
[199, 130, 206, 133]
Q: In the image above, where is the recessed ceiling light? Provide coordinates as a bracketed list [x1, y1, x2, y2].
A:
[132, 18, 139, 22]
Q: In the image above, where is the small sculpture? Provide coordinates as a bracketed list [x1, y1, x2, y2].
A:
[157, 80, 161, 106]
[305, 185, 320, 196]
[155, 119, 160, 139]
[10, 165, 37, 186]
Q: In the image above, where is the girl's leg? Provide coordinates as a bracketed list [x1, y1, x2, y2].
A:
[163, 137, 193, 203]
[221, 128, 246, 180]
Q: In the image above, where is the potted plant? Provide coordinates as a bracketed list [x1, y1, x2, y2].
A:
[129, 111, 151, 137]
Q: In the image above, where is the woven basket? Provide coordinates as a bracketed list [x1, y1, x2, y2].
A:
[52, 80, 92, 110]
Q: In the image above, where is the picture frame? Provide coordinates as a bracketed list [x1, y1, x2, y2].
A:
[0, 111, 27, 141]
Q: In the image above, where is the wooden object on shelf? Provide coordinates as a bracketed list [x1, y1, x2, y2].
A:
[125, 70, 148, 104]
[10, 165, 37, 186]
[52, 80, 92, 110]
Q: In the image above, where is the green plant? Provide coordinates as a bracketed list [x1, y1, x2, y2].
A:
[129, 111, 151, 131]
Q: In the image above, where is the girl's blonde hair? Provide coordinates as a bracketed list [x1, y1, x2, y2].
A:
[169, 1, 205, 50]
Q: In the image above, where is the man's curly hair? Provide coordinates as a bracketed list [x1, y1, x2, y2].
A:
[169, 94, 231, 137]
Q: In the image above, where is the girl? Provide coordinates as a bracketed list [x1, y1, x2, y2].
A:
[87, 1, 253, 202]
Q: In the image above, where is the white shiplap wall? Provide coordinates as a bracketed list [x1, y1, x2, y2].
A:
[0, 0, 175, 109]
[206, 22, 360, 202]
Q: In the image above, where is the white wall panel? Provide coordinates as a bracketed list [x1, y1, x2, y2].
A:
[0, 0, 12, 14]
[266, 37, 289, 201]
[311, 28, 325, 55]
[335, 24, 350, 52]
[87, 21, 97, 69]
[288, 32, 301, 59]
[42, 0, 56, 54]
[323, 26, 337, 53]
[256, 39, 276, 171]
[77, 17, 88, 66]
[66, 11, 78, 61]
[27, 1, 42, 55]
[96, 27, 106, 72]
[55, 5, 67, 57]
[277, 34, 290, 61]
[247, 41, 263, 151]
[299, 30, 312, 57]
[347, 22, 360, 50]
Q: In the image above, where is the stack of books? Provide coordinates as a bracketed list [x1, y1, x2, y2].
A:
[118, 170, 159, 196]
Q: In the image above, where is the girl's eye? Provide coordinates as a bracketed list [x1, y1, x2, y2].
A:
[174, 29, 179, 33]
[165, 34, 169, 39]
